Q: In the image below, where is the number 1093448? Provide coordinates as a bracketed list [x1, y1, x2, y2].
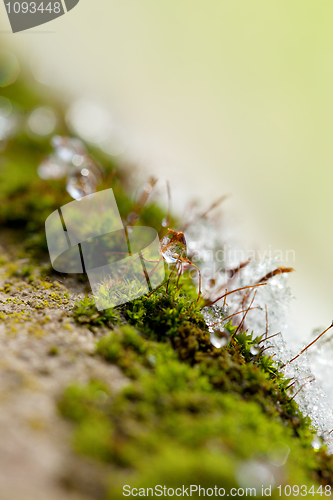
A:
[5, 1, 62, 14]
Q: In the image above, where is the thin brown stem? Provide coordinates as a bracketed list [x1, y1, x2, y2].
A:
[233, 290, 257, 338]
[226, 260, 251, 279]
[281, 323, 333, 369]
[159, 180, 172, 238]
[148, 256, 164, 278]
[285, 380, 296, 391]
[265, 304, 268, 340]
[186, 260, 202, 304]
[130, 177, 158, 226]
[106, 169, 116, 188]
[120, 253, 141, 281]
[210, 306, 260, 326]
[258, 332, 281, 345]
[146, 280, 167, 298]
[166, 261, 178, 294]
[176, 260, 183, 289]
[257, 266, 295, 284]
[288, 378, 315, 403]
[201, 283, 267, 310]
[182, 194, 229, 231]
[260, 345, 275, 353]
[223, 290, 227, 308]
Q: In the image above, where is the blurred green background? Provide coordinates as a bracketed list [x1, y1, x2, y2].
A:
[1, 1, 333, 341]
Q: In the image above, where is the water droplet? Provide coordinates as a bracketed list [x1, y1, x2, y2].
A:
[311, 436, 322, 450]
[162, 217, 170, 227]
[159, 230, 187, 264]
[66, 166, 98, 200]
[52, 136, 86, 163]
[72, 154, 85, 167]
[250, 345, 260, 355]
[37, 156, 68, 180]
[210, 329, 229, 349]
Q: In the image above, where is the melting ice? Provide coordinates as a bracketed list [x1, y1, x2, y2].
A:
[186, 218, 333, 452]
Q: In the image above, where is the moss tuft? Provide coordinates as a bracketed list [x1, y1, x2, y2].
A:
[73, 297, 121, 330]
[59, 324, 333, 497]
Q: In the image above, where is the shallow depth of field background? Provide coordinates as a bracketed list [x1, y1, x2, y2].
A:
[1, 1, 333, 341]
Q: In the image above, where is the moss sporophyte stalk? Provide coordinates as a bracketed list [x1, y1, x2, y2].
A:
[1, 60, 333, 499]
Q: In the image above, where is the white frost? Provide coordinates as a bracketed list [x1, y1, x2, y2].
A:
[186, 218, 333, 452]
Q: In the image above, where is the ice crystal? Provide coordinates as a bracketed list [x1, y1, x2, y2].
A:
[159, 230, 187, 264]
[202, 305, 229, 333]
[187, 217, 333, 452]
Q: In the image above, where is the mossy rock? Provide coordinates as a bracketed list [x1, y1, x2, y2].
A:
[0, 55, 332, 500]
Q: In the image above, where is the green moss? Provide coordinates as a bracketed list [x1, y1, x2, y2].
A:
[0, 255, 8, 266]
[59, 325, 333, 498]
[115, 284, 298, 426]
[3, 67, 333, 498]
[48, 346, 59, 356]
[65, 275, 333, 493]
[73, 297, 121, 330]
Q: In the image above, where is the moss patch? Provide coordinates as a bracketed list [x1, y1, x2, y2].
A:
[59, 323, 333, 498]
[65, 280, 333, 497]
[2, 66, 333, 500]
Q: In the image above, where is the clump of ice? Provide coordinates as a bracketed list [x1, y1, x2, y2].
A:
[202, 305, 229, 333]
[186, 218, 333, 452]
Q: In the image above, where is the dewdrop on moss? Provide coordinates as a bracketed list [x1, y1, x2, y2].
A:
[311, 436, 322, 451]
[250, 345, 260, 355]
[52, 135, 86, 163]
[210, 329, 229, 349]
[159, 228, 202, 303]
[159, 229, 188, 264]
[66, 166, 98, 200]
[38, 156, 68, 180]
